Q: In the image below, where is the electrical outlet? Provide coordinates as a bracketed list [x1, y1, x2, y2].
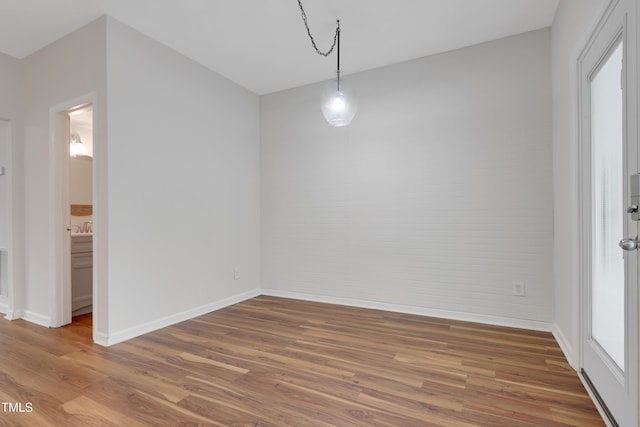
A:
[233, 269, 240, 280]
[512, 281, 525, 297]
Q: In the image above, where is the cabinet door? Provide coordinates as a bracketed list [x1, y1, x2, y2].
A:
[71, 252, 92, 311]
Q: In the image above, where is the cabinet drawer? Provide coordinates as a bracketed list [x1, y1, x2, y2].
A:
[71, 252, 92, 269]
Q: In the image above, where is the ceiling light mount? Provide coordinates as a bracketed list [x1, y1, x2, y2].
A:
[297, 0, 358, 127]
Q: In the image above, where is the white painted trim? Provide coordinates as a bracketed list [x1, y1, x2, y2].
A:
[0, 121, 14, 319]
[4, 309, 22, 321]
[100, 288, 260, 346]
[0, 299, 7, 315]
[87, 95, 106, 347]
[21, 310, 51, 327]
[261, 289, 553, 332]
[0, 248, 7, 299]
[72, 294, 92, 311]
[93, 331, 109, 346]
[553, 323, 576, 369]
[72, 305, 93, 317]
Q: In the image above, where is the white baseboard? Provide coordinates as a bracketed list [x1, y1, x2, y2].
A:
[93, 330, 109, 347]
[9, 286, 557, 349]
[72, 305, 93, 317]
[21, 310, 51, 327]
[552, 323, 576, 369]
[0, 297, 23, 321]
[101, 288, 261, 346]
[72, 294, 92, 311]
[261, 289, 553, 332]
[4, 309, 23, 321]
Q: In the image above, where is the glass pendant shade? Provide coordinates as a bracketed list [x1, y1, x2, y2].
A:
[321, 71, 357, 127]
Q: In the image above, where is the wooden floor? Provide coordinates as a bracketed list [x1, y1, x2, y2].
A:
[0, 296, 603, 426]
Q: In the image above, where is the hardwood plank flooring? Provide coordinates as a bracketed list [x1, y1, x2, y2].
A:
[0, 296, 604, 426]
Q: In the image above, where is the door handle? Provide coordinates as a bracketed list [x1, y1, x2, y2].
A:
[619, 237, 639, 251]
[628, 204, 639, 213]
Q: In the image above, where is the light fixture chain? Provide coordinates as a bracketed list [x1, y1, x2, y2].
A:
[297, 0, 339, 57]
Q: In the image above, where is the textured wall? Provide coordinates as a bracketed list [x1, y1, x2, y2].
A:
[106, 18, 261, 340]
[21, 18, 107, 325]
[261, 29, 554, 327]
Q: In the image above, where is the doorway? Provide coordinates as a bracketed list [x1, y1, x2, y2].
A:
[578, 0, 638, 425]
[68, 106, 94, 319]
[50, 95, 97, 331]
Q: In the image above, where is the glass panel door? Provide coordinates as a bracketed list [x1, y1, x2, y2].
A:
[579, 0, 638, 425]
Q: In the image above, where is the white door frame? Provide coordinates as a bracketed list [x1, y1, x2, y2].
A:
[0, 119, 13, 317]
[578, 0, 639, 425]
[49, 93, 97, 329]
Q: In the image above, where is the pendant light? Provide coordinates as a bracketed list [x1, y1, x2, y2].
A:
[297, 1, 358, 127]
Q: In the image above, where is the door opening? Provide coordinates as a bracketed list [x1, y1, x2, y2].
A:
[68, 106, 94, 321]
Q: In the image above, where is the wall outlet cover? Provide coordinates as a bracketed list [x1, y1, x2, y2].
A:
[512, 281, 526, 297]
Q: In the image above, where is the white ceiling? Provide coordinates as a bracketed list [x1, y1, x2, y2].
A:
[0, 0, 559, 94]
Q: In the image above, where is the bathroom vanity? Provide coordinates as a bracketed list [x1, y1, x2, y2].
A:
[71, 234, 92, 315]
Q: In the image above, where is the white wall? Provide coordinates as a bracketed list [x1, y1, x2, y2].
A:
[70, 112, 94, 157]
[261, 29, 554, 328]
[7, 4, 614, 351]
[0, 52, 21, 120]
[0, 52, 22, 316]
[69, 158, 93, 206]
[104, 18, 261, 342]
[551, 0, 607, 366]
[21, 18, 107, 326]
[0, 52, 18, 247]
[14, 15, 261, 344]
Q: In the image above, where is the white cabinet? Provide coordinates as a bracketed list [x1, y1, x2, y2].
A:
[71, 235, 92, 315]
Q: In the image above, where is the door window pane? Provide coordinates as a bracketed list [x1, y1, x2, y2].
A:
[591, 41, 624, 371]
